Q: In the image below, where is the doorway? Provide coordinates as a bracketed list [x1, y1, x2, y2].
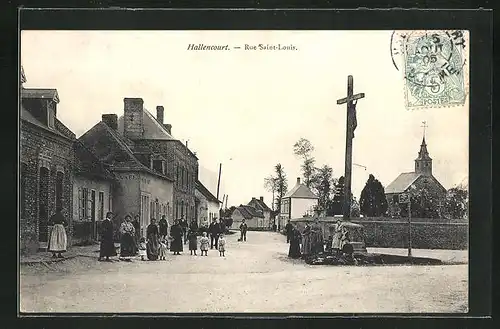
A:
[38, 167, 49, 244]
[90, 190, 96, 240]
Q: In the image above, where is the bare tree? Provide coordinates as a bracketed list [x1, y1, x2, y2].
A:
[293, 138, 316, 188]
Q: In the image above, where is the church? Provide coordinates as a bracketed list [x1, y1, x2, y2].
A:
[385, 135, 447, 218]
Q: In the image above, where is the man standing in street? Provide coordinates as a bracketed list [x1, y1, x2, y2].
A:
[180, 216, 189, 244]
[239, 219, 248, 242]
[158, 215, 169, 240]
[285, 219, 293, 243]
[208, 218, 221, 249]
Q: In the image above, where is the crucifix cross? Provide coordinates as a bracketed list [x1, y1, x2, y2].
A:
[336, 75, 365, 221]
[421, 121, 428, 138]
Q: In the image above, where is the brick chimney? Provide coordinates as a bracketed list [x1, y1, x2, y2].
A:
[102, 114, 118, 130]
[260, 196, 264, 202]
[297, 177, 301, 185]
[164, 123, 172, 135]
[156, 105, 164, 124]
[123, 98, 144, 140]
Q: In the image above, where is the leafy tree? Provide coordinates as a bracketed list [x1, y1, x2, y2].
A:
[311, 165, 334, 212]
[359, 174, 388, 217]
[350, 197, 361, 218]
[263, 175, 278, 211]
[293, 138, 316, 188]
[274, 163, 288, 214]
[398, 188, 441, 219]
[444, 187, 468, 219]
[330, 176, 345, 215]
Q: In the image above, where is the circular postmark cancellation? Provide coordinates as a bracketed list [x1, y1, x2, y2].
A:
[391, 30, 468, 110]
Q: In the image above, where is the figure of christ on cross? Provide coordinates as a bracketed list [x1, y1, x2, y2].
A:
[337, 75, 365, 220]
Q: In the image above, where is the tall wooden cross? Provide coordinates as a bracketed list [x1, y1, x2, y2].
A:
[337, 75, 365, 220]
[421, 121, 428, 138]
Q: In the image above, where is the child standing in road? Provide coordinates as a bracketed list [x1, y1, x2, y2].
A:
[188, 229, 198, 256]
[138, 237, 147, 261]
[199, 232, 210, 256]
[218, 234, 226, 257]
[159, 237, 168, 260]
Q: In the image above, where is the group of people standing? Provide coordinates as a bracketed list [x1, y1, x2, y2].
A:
[285, 219, 351, 259]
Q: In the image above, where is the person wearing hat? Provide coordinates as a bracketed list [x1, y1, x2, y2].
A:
[99, 211, 117, 262]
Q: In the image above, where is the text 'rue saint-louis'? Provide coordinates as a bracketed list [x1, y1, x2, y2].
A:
[187, 44, 297, 51]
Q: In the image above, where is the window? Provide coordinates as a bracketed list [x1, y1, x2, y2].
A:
[47, 103, 55, 129]
[98, 191, 104, 220]
[181, 200, 184, 217]
[90, 190, 96, 222]
[38, 166, 50, 242]
[55, 171, 64, 212]
[392, 195, 398, 203]
[20, 163, 27, 219]
[153, 160, 163, 174]
[81, 188, 89, 219]
[176, 166, 180, 187]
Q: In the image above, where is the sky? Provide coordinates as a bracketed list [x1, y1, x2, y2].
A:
[21, 30, 469, 208]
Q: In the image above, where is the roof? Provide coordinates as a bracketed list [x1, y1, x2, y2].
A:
[21, 88, 60, 103]
[20, 104, 75, 141]
[384, 172, 421, 194]
[117, 108, 173, 140]
[283, 183, 318, 199]
[78, 121, 174, 182]
[234, 207, 253, 220]
[238, 205, 264, 218]
[196, 180, 221, 204]
[248, 198, 272, 212]
[74, 140, 116, 181]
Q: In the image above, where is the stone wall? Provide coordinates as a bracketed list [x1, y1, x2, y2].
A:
[20, 122, 74, 255]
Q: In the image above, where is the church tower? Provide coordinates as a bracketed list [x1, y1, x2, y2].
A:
[415, 137, 432, 176]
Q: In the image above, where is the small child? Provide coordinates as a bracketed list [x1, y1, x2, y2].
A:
[188, 229, 198, 256]
[199, 232, 210, 256]
[159, 237, 168, 260]
[138, 237, 147, 261]
[218, 234, 226, 257]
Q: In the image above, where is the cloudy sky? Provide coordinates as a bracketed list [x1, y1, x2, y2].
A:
[21, 30, 469, 208]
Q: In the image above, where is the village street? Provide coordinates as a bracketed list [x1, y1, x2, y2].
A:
[20, 231, 468, 313]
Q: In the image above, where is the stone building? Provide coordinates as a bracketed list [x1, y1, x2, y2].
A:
[79, 113, 175, 238]
[72, 141, 116, 244]
[231, 205, 265, 229]
[385, 136, 447, 218]
[279, 177, 319, 229]
[247, 197, 273, 229]
[116, 100, 199, 223]
[195, 180, 222, 228]
[20, 74, 76, 254]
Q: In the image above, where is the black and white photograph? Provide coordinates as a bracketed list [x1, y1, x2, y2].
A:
[18, 26, 475, 314]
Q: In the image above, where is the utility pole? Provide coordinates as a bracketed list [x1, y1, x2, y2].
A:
[216, 163, 222, 200]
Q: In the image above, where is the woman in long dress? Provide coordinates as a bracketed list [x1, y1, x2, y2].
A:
[332, 220, 343, 255]
[288, 227, 302, 259]
[170, 219, 183, 255]
[146, 218, 160, 261]
[301, 224, 312, 258]
[48, 211, 68, 258]
[99, 212, 117, 261]
[119, 215, 136, 261]
[311, 218, 324, 254]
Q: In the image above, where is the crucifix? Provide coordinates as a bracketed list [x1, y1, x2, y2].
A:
[337, 75, 365, 220]
[421, 121, 428, 138]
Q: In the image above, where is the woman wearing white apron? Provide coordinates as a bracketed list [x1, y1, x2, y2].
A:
[48, 211, 68, 258]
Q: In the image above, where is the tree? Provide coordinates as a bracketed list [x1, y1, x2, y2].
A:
[263, 175, 278, 211]
[350, 197, 361, 218]
[359, 174, 388, 217]
[398, 188, 441, 219]
[274, 163, 288, 215]
[311, 165, 334, 212]
[330, 176, 345, 215]
[444, 187, 468, 219]
[293, 138, 316, 188]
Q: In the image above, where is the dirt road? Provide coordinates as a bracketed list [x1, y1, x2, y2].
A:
[20, 231, 468, 313]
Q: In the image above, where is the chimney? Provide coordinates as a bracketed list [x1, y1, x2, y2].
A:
[260, 196, 264, 202]
[156, 105, 164, 124]
[102, 114, 118, 130]
[297, 177, 301, 185]
[164, 123, 172, 135]
[123, 98, 144, 139]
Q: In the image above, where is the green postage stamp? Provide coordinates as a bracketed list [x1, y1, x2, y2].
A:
[391, 30, 469, 110]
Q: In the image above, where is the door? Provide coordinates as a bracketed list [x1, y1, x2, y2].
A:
[91, 190, 96, 240]
[38, 167, 49, 244]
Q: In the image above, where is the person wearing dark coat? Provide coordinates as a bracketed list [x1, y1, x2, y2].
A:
[189, 219, 199, 235]
[132, 214, 141, 253]
[146, 218, 160, 261]
[180, 216, 189, 244]
[239, 220, 248, 242]
[158, 215, 169, 239]
[288, 226, 302, 259]
[170, 220, 183, 255]
[99, 212, 117, 261]
[285, 220, 293, 243]
[208, 219, 221, 249]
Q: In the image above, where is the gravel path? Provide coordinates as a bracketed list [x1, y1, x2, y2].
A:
[20, 231, 468, 313]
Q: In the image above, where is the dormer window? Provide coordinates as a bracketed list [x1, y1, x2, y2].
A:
[150, 154, 166, 175]
[47, 101, 55, 129]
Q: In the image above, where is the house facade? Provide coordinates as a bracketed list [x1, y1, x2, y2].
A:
[117, 101, 199, 223]
[20, 82, 76, 255]
[247, 196, 273, 229]
[195, 180, 221, 228]
[79, 114, 175, 239]
[385, 137, 447, 218]
[231, 204, 265, 229]
[279, 177, 319, 230]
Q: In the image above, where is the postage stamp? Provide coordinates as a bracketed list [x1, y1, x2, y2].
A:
[392, 30, 469, 110]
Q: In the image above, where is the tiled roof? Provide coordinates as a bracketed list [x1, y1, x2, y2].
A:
[235, 207, 253, 220]
[283, 183, 318, 199]
[196, 180, 221, 204]
[20, 104, 75, 141]
[21, 88, 60, 103]
[238, 205, 264, 218]
[248, 198, 272, 212]
[384, 172, 421, 194]
[74, 140, 116, 181]
[117, 109, 173, 140]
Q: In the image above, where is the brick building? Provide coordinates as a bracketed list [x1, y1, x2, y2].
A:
[116, 99, 199, 223]
[20, 77, 76, 254]
[385, 136, 447, 218]
[79, 113, 175, 239]
[231, 205, 265, 230]
[247, 197, 273, 229]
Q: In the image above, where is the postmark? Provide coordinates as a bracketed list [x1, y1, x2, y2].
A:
[391, 30, 469, 110]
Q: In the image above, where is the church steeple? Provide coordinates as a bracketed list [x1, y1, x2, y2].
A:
[415, 122, 432, 175]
